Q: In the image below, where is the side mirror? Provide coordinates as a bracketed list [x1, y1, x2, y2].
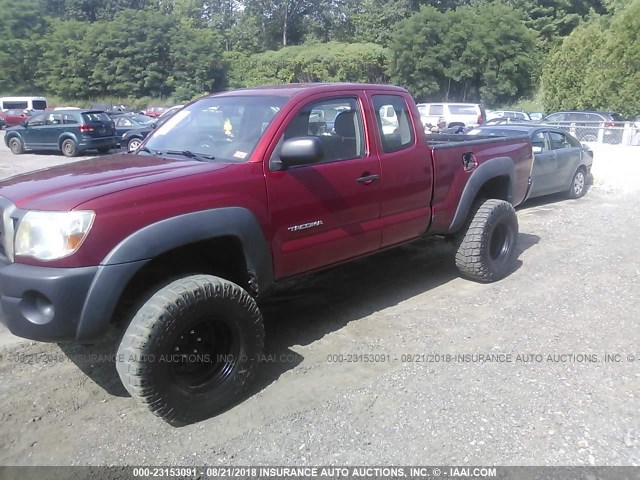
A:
[279, 137, 323, 169]
[532, 146, 543, 154]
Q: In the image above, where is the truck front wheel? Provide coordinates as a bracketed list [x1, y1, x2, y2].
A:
[116, 275, 264, 426]
[455, 199, 518, 283]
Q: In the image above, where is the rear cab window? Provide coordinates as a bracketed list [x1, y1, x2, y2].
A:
[372, 94, 415, 154]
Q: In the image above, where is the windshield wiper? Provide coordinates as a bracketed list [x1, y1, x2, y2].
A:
[163, 150, 216, 162]
[136, 146, 155, 155]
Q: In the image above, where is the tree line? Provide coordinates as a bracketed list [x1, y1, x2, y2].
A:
[0, 0, 636, 114]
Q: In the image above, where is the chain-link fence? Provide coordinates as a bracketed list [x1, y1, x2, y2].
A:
[542, 121, 640, 145]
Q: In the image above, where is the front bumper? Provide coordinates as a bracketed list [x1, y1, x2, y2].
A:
[0, 262, 99, 341]
[0, 259, 147, 343]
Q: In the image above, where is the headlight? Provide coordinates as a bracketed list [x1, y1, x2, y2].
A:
[15, 210, 95, 261]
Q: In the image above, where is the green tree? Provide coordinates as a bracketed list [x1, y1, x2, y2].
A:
[352, 0, 417, 45]
[542, 0, 640, 117]
[388, 2, 538, 106]
[0, 0, 49, 94]
[540, 21, 605, 111]
[168, 20, 228, 99]
[226, 41, 389, 87]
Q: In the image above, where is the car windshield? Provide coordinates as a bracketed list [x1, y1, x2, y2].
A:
[144, 96, 286, 162]
[129, 114, 155, 125]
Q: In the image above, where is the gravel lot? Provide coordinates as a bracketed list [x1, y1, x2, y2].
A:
[0, 132, 639, 466]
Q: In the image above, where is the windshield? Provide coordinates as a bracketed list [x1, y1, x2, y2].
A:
[144, 96, 287, 162]
[129, 114, 156, 125]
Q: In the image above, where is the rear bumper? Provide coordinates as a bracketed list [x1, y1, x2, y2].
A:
[78, 136, 117, 150]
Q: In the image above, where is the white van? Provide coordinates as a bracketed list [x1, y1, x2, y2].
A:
[0, 96, 48, 112]
[417, 102, 486, 128]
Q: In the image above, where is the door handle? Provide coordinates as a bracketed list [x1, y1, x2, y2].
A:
[357, 173, 379, 185]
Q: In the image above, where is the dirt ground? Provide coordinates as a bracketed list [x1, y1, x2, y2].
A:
[0, 135, 639, 466]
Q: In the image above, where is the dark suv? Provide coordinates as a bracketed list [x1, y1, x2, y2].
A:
[4, 109, 117, 157]
[542, 111, 626, 144]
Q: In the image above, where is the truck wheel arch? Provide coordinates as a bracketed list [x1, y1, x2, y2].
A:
[448, 156, 515, 234]
[74, 207, 273, 341]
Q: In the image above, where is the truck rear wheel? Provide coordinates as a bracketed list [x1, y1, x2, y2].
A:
[116, 275, 264, 426]
[455, 199, 518, 283]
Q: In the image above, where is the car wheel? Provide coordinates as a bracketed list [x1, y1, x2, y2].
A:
[97, 147, 111, 154]
[8, 137, 24, 155]
[116, 275, 264, 426]
[61, 139, 78, 157]
[567, 167, 587, 199]
[127, 137, 142, 152]
[455, 199, 519, 283]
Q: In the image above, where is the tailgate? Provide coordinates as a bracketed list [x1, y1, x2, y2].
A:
[81, 112, 115, 137]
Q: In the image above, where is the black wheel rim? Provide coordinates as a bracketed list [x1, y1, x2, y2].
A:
[489, 222, 512, 262]
[170, 318, 240, 393]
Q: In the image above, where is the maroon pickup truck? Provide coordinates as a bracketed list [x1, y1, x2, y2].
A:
[0, 84, 532, 425]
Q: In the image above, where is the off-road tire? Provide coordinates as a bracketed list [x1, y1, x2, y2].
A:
[61, 138, 78, 157]
[116, 275, 264, 426]
[8, 137, 24, 155]
[567, 166, 587, 199]
[455, 199, 518, 283]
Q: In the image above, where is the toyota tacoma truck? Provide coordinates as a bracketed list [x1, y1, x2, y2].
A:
[0, 84, 533, 425]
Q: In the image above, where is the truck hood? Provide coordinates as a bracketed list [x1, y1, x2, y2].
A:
[0, 153, 231, 211]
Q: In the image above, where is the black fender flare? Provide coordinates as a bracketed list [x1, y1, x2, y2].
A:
[74, 207, 273, 341]
[448, 156, 515, 234]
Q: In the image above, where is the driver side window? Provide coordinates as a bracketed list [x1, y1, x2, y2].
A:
[531, 132, 547, 152]
[27, 114, 45, 127]
[279, 97, 365, 165]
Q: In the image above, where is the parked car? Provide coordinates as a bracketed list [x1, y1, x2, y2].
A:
[485, 116, 531, 126]
[158, 104, 185, 119]
[0, 109, 32, 127]
[542, 110, 625, 144]
[487, 110, 531, 121]
[144, 106, 170, 118]
[0, 83, 533, 425]
[4, 109, 117, 157]
[88, 103, 135, 116]
[416, 102, 486, 128]
[528, 112, 544, 121]
[121, 107, 182, 151]
[113, 113, 156, 137]
[468, 125, 593, 199]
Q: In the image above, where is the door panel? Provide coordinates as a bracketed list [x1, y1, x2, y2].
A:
[548, 131, 577, 192]
[42, 113, 64, 147]
[369, 93, 432, 247]
[21, 114, 46, 148]
[266, 95, 381, 279]
[530, 132, 558, 196]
